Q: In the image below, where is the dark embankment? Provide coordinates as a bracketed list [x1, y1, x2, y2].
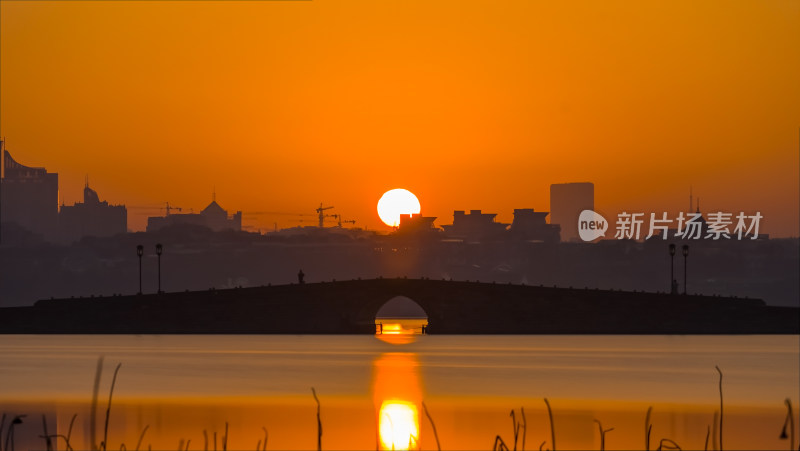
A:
[0, 278, 796, 334]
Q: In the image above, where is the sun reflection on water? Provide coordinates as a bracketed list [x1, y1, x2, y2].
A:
[375, 319, 428, 344]
[378, 400, 419, 450]
[374, 295, 429, 346]
[372, 353, 422, 450]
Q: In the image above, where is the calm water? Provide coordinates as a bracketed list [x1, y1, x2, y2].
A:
[1, 335, 798, 450]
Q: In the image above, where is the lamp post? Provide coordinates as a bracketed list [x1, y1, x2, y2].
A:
[669, 244, 676, 294]
[136, 244, 144, 295]
[682, 244, 689, 295]
[156, 243, 163, 293]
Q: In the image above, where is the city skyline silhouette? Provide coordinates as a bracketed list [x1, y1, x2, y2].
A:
[0, 1, 797, 236]
[1, 144, 795, 238]
[0, 3, 797, 449]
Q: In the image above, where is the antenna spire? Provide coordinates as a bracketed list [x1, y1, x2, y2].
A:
[689, 185, 693, 212]
[213, 186, 216, 202]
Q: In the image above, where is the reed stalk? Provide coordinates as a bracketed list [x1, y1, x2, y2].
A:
[715, 366, 723, 451]
[135, 425, 149, 451]
[4, 415, 25, 451]
[510, 410, 519, 450]
[421, 402, 440, 451]
[658, 438, 681, 450]
[493, 435, 509, 451]
[41, 414, 52, 451]
[311, 388, 322, 451]
[0, 413, 6, 451]
[593, 419, 613, 451]
[712, 411, 718, 451]
[102, 363, 123, 451]
[92, 357, 105, 451]
[781, 398, 795, 451]
[543, 398, 556, 451]
[67, 413, 77, 451]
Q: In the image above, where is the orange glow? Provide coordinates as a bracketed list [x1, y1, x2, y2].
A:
[376, 333, 418, 345]
[381, 323, 414, 335]
[375, 318, 428, 344]
[378, 400, 419, 450]
[0, 1, 797, 236]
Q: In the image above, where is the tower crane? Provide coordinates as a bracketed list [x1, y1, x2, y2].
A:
[316, 203, 335, 228]
[163, 202, 182, 216]
[336, 216, 356, 228]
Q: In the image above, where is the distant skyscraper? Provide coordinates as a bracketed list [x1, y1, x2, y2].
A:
[1, 149, 59, 241]
[59, 182, 127, 243]
[550, 182, 594, 242]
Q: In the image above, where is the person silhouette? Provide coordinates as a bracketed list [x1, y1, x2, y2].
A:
[298, 269, 305, 284]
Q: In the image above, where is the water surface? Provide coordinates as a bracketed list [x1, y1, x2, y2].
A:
[1, 335, 797, 450]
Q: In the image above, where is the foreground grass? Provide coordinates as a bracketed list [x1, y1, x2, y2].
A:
[1, 362, 796, 451]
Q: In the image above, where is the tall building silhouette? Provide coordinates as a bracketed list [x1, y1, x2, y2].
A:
[59, 181, 127, 243]
[550, 182, 594, 242]
[1, 149, 59, 241]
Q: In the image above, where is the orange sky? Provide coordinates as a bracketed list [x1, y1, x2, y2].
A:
[1, 0, 798, 236]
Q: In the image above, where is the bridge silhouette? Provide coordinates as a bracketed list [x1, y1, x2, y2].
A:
[1, 278, 796, 334]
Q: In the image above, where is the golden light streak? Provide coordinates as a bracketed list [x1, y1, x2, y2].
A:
[378, 400, 419, 450]
[372, 353, 423, 450]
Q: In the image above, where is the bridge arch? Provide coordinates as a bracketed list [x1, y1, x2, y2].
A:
[375, 295, 428, 320]
[374, 295, 428, 337]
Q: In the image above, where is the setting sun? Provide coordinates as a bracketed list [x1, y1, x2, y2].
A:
[377, 189, 421, 228]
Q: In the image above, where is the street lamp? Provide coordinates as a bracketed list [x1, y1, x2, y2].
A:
[669, 244, 676, 294]
[682, 244, 689, 295]
[156, 243, 163, 293]
[136, 244, 144, 295]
